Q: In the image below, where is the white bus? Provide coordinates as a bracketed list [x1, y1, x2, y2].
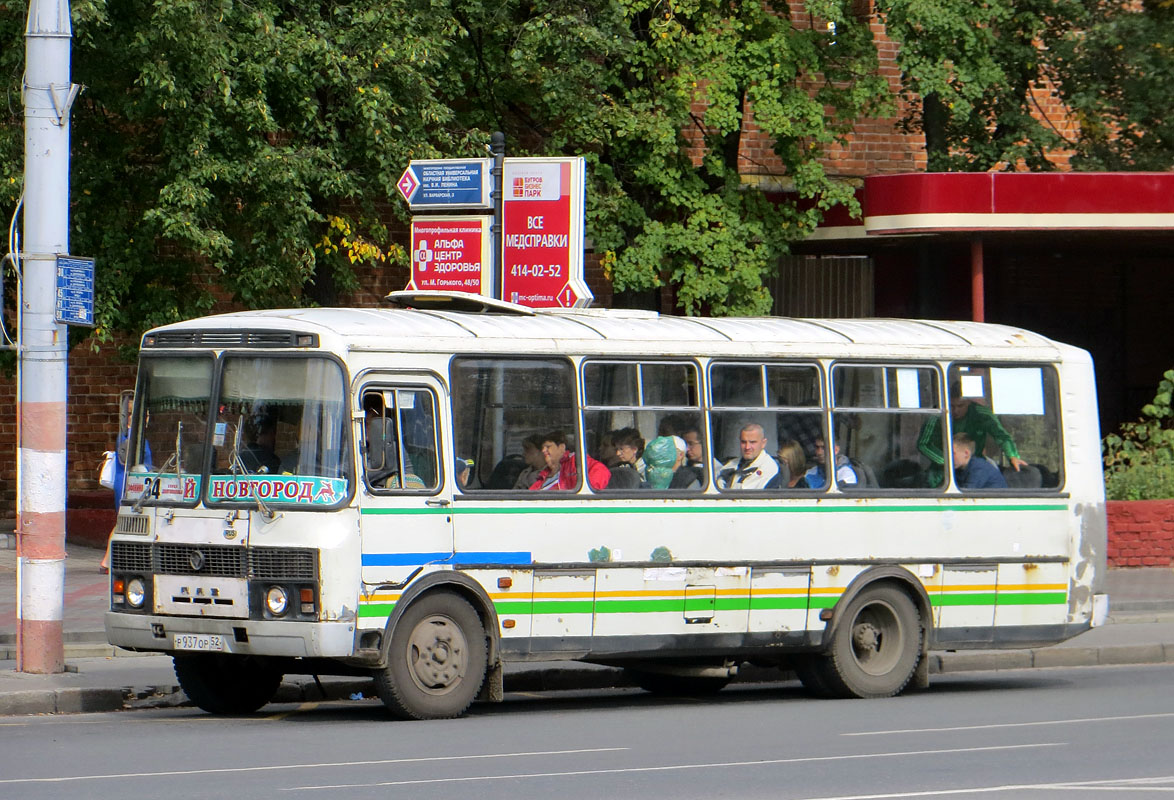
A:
[105, 292, 1108, 719]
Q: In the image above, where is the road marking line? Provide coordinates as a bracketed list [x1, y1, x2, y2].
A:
[782, 774, 1174, 799]
[281, 742, 1064, 791]
[0, 747, 626, 784]
[844, 712, 1174, 736]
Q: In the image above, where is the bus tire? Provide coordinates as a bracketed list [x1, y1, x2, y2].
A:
[823, 584, 922, 699]
[376, 592, 487, 720]
[793, 655, 837, 698]
[173, 653, 282, 715]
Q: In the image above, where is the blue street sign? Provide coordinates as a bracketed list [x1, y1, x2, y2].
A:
[397, 158, 494, 210]
[55, 255, 95, 327]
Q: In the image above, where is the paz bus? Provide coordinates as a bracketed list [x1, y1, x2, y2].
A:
[105, 291, 1108, 719]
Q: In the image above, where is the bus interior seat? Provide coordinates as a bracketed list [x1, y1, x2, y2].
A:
[881, 458, 924, 489]
[849, 459, 879, 488]
[1002, 463, 1042, 489]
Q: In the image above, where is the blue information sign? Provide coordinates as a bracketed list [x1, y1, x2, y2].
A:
[397, 158, 494, 210]
[55, 256, 95, 327]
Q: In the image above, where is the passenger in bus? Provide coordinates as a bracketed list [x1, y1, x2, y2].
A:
[608, 427, 646, 489]
[766, 440, 810, 490]
[455, 457, 471, 489]
[680, 422, 721, 483]
[918, 384, 1028, 479]
[667, 436, 703, 490]
[804, 437, 858, 489]
[363, 395, 424, 489]
[643, 436, 679, 489]
[717, 423, 779, 489]
[952, 433, 1008, 490]
[529, 430, 611, 491]
[240, 411, 282, 474]
[613, 427, 646, 477]
[510, 435, 547, 489]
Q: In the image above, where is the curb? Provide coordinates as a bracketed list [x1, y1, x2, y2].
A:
[3, 643, 1173, 718]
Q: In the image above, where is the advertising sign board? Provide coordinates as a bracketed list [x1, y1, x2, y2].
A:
[54, 255, 95, 326]
[397, 158, 493, 210]
[407, 216, 492, 295]
[501, 157, 592, 308]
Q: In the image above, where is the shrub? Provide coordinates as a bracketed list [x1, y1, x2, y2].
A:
[1103, 369, 1174, 501]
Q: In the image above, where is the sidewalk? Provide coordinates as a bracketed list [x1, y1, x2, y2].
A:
[2, 535, 1173, 716]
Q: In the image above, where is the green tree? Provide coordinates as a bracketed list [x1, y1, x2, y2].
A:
[443, 0, 890, 314]
[1050, 0, 1174, 170]
[1103, 369, 1174, 500]
[2, 0, 891, 335]
[874, 0, 1078, 172]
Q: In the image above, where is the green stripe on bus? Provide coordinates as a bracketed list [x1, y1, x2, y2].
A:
[930, 592, 1067, 607]
[358, 604, 395, 617]
[360, 503, 1067, 516]
[995, 592, 1068, 605]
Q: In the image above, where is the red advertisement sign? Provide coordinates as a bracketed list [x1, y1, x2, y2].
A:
[501, 157, 592, 308]
[407, 216, 491, 295]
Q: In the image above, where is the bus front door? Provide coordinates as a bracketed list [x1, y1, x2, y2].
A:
[356, 378, 453, 596]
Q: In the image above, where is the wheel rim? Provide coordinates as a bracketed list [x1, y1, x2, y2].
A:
[849, 599, 905, 676]
[404, 613, 468, 695]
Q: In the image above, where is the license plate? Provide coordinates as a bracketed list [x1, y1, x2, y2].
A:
[173, 633, 226, 652]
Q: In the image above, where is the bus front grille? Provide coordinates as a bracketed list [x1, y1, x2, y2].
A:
[111, 541, 152, 572]
[110, 543, 317, 581]
[157, 544, 246, 577]
[251, 548, 317, 580]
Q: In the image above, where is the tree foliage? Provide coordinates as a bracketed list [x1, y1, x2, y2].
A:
[1, 0, 891, 336]
[875, 0, 1174, 172]
[1050, 0, 1174, 171]
[873, 0, 1075, 171]
[1103, 369, 1174, 501]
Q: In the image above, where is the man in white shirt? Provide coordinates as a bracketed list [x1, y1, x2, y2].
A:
[718, 423, 778, 489]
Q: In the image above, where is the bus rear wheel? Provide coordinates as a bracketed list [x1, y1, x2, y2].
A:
[822, 584, 922, 699]
[173, 653, 282, 715]
[376, 592, 488, 720]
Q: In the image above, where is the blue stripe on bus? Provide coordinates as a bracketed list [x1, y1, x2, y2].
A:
[362, 551, 533, 567]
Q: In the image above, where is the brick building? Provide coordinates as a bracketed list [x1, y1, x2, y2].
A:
[1, 7, 1170, 539]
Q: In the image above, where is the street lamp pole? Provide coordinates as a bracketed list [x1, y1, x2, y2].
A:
[17, 0, 77, 673]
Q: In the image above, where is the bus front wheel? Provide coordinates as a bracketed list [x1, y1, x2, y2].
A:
[822, 584, 922, 699]
[173, 653, 282, 714]
[376, 592, 488, 720]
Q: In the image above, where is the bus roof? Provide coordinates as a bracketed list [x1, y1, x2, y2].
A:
[143, 301, 1074, 362]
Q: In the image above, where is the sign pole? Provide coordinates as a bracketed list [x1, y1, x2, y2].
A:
[19, 0, 77, 673]
[490, 132, 505, 301]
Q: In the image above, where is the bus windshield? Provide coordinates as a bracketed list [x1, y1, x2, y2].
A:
[126, 355, 351, 508]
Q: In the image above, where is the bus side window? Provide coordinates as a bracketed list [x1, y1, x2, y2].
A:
[362, 388, 439, 492]
[451, 357, 577, 491]
[946, 364, 1063, 490]
[582, 360, 702, 492]
[831, 364, 944, 491]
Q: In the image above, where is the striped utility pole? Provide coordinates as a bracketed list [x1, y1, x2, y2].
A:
[17, 0, 77, 673]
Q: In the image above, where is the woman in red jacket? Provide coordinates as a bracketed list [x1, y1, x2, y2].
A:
[530, 430, 611, 491]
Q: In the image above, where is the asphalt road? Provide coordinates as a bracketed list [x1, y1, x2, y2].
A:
[2, 664, 1174, 800]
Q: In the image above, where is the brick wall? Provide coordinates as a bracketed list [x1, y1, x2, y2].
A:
[1107, 500, 1174, 568]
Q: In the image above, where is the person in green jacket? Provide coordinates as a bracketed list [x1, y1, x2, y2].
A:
[919, 390, 1028, 486]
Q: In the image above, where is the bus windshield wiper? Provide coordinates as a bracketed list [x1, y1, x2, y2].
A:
[131, 421, 182, 513]
[227, 414, 278, 521]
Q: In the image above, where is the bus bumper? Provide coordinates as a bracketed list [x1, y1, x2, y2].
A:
[105, 612, 356, 658]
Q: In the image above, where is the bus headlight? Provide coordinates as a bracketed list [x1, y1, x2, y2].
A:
[126, 577, 147, 609]
[265, 586, 289, 617]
